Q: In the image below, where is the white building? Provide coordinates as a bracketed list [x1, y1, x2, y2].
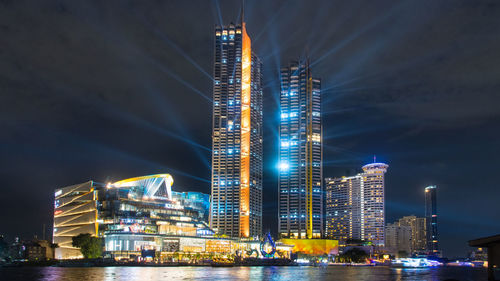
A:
[325, 163, 388, 246]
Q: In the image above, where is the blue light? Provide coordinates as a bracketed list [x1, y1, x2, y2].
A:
[281, 113, 289, 119]
[228, 149, 233, 154]
[279, 162, 289, 171]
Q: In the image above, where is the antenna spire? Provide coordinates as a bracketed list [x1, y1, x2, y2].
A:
[241, 0, 245, 24]
[373, 155, 377, 163]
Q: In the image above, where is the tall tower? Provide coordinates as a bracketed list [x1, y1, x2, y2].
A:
[425, 185, 438, 253]
[278, 60, 323, 239]
[325, 162, 388, 246]
[210, 10, 263, 238]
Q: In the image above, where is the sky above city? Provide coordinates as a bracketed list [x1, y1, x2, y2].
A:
[1, 0, 499, 257]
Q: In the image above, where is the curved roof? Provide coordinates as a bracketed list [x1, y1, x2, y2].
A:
[362, 163, 389, 172]
[110, 174, 174, 199]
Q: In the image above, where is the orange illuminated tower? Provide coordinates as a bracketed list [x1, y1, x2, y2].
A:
[210, 7, 263, 238]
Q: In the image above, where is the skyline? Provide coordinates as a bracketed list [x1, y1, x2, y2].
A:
[1, 0, 500, 258]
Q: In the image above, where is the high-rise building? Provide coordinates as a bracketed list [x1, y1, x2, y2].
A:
[278, 60, 323, 239]
[397, 215, 427, 253]
[210, 12, 263, 238]
[425, 185, 438, 253]
[398, 216, 427, 253]
[385, 223, 412, 256]
[325, 163, 388, 246]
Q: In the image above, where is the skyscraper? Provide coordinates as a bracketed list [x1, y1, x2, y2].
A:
[397, 215, 427, 253]
[210, 12, 263, 238]
[278, 60, 323, 239]
[325, 163, 388, 246]
[385, 223, 412, 256]
[425, 185, 438, 253]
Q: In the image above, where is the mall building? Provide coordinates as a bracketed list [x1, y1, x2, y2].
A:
[53, 174, 217, 259]
[53, 174, 292, 260]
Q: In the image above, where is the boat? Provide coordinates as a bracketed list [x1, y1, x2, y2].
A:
[391, 258, 441, 268]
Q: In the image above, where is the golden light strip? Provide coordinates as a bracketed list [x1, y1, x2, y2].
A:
[240, 22, 251, 238]
[306, 71, 313, 239]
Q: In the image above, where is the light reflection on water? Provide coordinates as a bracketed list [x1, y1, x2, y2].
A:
[0, 266, 486, 281]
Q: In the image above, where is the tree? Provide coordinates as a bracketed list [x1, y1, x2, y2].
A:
[339, 248, 369, 263]
[397, 250, 409, 258]
[72, 233, 102, 259]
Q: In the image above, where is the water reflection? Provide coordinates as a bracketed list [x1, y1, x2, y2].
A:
[1, 266, 486, 281]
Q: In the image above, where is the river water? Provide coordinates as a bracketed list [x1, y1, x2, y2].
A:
[0, 266, 487, 281]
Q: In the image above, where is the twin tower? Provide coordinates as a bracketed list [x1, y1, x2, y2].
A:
[209, 15, 322, 239]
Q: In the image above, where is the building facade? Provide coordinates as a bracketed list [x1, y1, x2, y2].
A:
[385, 223, 412, 256]
[53, 175, 214, 259]
[278, 60, 323, 239]
[397, 215, 427, 253]
[210, 16, 263, 238]
[53, 181, 100, 259]
[425, 185, 438, 253]
[325, 163, 388, 246]
[172, 191, 211, 223]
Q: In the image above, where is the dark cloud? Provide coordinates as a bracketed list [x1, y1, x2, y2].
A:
[1, 0, 499, 257]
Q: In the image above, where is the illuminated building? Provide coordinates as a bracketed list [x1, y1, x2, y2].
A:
[385, 223, 412, 256]
[53, 181, 100, 259]
[325, 162, 388, 246]
[425, 185, 438, 253]
[210, 10, 263, 238]
[278, 60, 323, 239]
[171, 191, 210, 223]
[397, 215, 427, 253]
[53, 174, 214, 259]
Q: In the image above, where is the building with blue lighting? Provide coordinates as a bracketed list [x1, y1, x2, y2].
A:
[210, 12, 263, 238]
[278, 60, 323, 239]
[325, 163, 388, 246]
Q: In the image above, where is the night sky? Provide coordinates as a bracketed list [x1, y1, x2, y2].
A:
[1, 0, 499, 257]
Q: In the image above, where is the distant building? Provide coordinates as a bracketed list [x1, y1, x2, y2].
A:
[278, 60, 323, 239]
[425, 185, 438, 253]
[210, 11, 263, 238]
[325, 163, 388, 246]
[385, 223, 412, 257]
[397, 215, 427, 253]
